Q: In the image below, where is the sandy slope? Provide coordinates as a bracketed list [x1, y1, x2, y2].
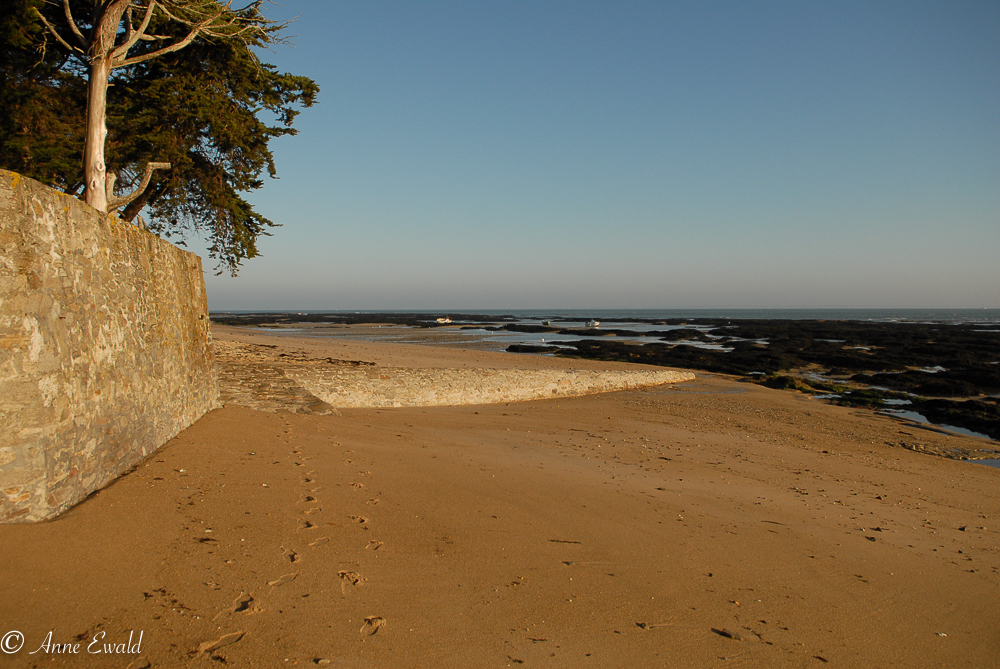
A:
[0, 330, 997, 668]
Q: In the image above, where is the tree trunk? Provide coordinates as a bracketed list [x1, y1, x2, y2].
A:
[82, 0, 131, 214]
[83, 57, 110, 213]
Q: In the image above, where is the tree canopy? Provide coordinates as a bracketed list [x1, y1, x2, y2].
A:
[0, 0, 318, 273]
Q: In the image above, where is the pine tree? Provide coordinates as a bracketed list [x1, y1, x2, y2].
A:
[0, 0, 317, 274]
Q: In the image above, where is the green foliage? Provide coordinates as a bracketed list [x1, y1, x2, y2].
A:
[0, 0, 318, 274]
[0, 0, 87, 191]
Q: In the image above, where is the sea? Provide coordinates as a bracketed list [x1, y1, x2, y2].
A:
[252, 308, 1000, 353]
[224, 308, 1000, 323]
[227, 308, 997, 350]
[434, 308, 1000, 325]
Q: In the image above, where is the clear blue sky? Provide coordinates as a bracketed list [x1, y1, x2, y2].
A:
[198, 0, 999, 311]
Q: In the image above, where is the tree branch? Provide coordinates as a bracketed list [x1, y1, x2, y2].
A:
[111, 1, 160, 61]
[61, 0, 89, 50]
[155, 1, 267, 40]
[110, 1, 278, 69]
[121, 5, 134, 48]
[114, 12, 229, 68]
[107, 161, 172, 211]
[33, 8, 86, 57]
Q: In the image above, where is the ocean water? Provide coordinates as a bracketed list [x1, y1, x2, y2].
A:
[440, 308, 1000, 326]
[225, 308, 1000, 325]
[881, 409, 995, 441]
[229, 308, 1000, 352]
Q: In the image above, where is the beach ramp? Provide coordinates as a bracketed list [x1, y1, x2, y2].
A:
[213, 340, 693, 412]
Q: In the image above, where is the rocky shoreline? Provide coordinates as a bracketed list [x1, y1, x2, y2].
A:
[503, 318, 1000, 443]
[210, 314, 1000, 443]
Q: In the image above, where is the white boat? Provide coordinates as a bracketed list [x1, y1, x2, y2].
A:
[586, 320, 600, 328]
[435, 317, 452, 324]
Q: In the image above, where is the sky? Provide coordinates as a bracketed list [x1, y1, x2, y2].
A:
[196, 1, 1000, 311]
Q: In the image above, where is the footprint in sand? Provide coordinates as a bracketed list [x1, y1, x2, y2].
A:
[267, 573, 297, 587]
[308, 537, 330, 547]
[348, 515, 368, 524]
[365, 540, 383, 551]
[360, 616, 385, 635]
[231, 594, 255, 613]
[282, 547, 300, 563]
[213, 593, 257, 621]
[194, 631, 245, 655]
[339, 571, 364, 584]
[338, 570, 365, 596]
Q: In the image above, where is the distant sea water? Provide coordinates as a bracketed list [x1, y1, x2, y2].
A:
[339, 308, 1000, 326]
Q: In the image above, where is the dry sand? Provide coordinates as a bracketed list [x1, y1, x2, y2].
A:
[1, 327, 998, 668]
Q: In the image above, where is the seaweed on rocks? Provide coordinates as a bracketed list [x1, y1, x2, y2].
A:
[506, 344, 556, 354]
[829, 388, 903, 409]
[556, 339, 803, 377]
[656, 328, 715, 342]
[756, 375, 810, 391]
[492, 324, 562, 334]
[514, 318, 1000, 443]
[910, 398, 1000, 441]
[852, 368, 1000, 397]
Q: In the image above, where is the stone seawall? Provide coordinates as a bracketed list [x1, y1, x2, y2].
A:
[286, 366, 695, 408]
[0, 170, 220, 522]
[214, 340, 695, 413]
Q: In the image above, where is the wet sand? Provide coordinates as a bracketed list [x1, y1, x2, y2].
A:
[1, 328, 998, 667]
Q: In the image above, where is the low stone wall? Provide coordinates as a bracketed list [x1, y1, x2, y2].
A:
[286, 366, 695, 408]
[0, 170, 220, 522]
[214, 340, 695, 412]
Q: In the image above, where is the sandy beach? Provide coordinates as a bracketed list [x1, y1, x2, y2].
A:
[1, 327, 998, 668]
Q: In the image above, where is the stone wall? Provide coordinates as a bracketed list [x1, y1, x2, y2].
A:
[285, 366, 695, 408]
[0, 170, 220, 522]
[213, 340, 695, 412]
